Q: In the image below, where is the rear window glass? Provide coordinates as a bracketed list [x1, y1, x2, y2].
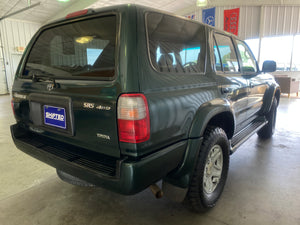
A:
[147, 12, 206, 74]
[23, 15, 117, 80]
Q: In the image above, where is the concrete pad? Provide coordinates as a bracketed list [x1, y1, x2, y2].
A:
[0, 95, 55, 200]
[0, 95, 300, 225]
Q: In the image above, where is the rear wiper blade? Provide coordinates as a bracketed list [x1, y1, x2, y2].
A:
[32, 73, 57, 87]
[32, 73, 54, 82]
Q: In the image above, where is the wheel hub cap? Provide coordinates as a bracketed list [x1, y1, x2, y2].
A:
[203, 144, 223, 194]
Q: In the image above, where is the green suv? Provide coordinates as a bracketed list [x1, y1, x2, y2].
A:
[11, 5, 280, 212]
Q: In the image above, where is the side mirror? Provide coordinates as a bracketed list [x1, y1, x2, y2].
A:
[262, 60, 276, 73]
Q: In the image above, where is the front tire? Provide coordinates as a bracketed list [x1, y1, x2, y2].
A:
[257, 98, 278, 139]
[186, 126, 230, 212]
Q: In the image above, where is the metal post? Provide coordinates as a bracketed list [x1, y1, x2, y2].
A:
[0, 22, 9, 94]
[290, 35, 295, 71]
[257, 6, 265, 67]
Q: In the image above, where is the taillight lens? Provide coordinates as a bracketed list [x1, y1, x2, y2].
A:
[11, 98, 15, 115]
[117, 94, 150, 143]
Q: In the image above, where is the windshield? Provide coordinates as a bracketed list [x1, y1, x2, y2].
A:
[23, 15, 117, 80]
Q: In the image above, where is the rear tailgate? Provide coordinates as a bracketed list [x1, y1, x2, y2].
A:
[13, 81, 120, 158]
[12, 13, 121, 158]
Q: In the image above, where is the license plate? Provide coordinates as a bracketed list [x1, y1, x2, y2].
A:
[44, 105, 66, 129]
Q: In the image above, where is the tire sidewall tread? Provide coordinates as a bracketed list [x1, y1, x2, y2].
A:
[257, 98, 278, 139]
[187, 126, 230, 212]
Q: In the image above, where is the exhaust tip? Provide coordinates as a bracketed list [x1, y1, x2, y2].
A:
[150, 184, 163, 199]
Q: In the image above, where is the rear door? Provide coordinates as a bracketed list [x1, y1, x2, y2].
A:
[15, 14, 121, 157]
[213, 33, 249, 132]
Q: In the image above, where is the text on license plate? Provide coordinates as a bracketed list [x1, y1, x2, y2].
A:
[44, 105, 66, 129]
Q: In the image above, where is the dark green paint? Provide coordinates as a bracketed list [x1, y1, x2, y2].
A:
[11, 5, 280, 195]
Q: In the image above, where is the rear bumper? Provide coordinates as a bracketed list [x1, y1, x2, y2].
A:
[11, 124, 186, 195]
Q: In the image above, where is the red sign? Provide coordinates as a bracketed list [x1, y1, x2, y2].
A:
[224, 8, 240, 36]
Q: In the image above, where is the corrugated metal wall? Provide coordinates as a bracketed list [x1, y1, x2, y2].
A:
[188, 5, 300, 39]
[262, 6, 300, 37]
[1, 5, 300, 93]
[0, 19, 40, 93]
[188, 6, 261, 40]
[215, 6, 260, 40]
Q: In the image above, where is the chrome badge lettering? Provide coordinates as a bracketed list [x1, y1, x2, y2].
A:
[83, 102, 95, 109]
[97, 133, 111, 140]
[13, 93, 27, 99]
[45, 112, 65, 121]
[96, 105, 111, 111]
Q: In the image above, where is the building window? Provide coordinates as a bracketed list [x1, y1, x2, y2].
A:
[260, 36, 293, 71]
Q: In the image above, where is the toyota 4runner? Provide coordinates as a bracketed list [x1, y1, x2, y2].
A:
[11, 5, 280, 212]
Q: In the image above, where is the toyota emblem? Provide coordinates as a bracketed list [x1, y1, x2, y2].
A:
[47, 83, 54, 91]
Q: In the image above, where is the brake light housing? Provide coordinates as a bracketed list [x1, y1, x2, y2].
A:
[117, 94, 150, 143]
[65, 9, 89, 19]
[11, 98, 15, 115]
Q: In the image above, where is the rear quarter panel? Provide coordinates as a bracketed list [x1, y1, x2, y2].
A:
[127, 9, 222, 157]
[140, 74, 220, 156]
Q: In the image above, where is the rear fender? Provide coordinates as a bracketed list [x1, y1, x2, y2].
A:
[189, 98, 234, 138]
[164, 98, 235, 188]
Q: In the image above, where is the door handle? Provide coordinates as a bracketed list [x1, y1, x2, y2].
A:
[221, 87, 233, 94]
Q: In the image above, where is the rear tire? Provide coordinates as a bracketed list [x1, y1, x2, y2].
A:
[257, 98, 278, 139]
[186, 126, 230, 212]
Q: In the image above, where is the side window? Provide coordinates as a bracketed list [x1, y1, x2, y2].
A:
[147, 12, 206, 74]
[213, 39, 222, 72]
[214, 33, 239, 72]
[236, 40, 257, 73]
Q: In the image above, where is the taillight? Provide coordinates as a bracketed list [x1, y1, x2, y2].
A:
[117, 94, 150, 143]
[11, 98, 15, 115]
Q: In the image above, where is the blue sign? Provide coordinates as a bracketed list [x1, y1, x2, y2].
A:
[44, 105, 66, 129]
[202, 7, 215, 26]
